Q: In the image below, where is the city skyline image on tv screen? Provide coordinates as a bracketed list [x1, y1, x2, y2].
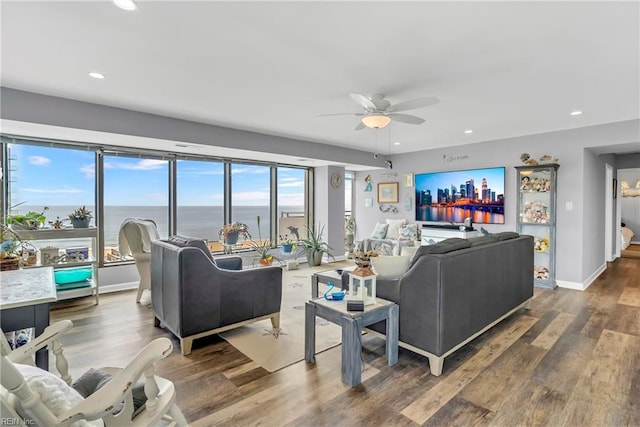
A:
[415, 166, 505, 224]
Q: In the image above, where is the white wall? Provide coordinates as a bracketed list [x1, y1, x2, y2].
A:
[314, 165, 345, 260]
[354, 120, 639, 287]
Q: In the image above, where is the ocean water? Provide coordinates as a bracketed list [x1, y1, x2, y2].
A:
[18, 205, 304, 246]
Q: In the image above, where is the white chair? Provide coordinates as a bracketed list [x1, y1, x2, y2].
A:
[118, 218, 161, 303]
[1, 320, 188, 426]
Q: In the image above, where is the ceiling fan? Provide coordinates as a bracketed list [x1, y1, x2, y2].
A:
[320, 93, 440, 130]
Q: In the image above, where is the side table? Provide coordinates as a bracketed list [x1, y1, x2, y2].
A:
[305, 297, 398, 387]
[1, 267, 57, 370]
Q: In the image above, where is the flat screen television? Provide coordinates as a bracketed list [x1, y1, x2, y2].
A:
[415, 166, 505, 224]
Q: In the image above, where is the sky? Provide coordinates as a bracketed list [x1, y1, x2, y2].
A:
[414, 166, 505, 197]
[9, 144, 305, 207]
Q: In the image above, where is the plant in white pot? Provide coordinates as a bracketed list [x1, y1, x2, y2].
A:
[300, 223, 334, 267]
[68, 206, 93, 228]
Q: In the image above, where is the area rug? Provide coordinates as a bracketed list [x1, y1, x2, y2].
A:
[219, 262, 352, 372]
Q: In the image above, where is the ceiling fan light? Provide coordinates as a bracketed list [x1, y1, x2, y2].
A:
[361, 114, 391, 129]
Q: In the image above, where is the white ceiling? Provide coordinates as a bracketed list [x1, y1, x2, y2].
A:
[1, 1, 639, 163]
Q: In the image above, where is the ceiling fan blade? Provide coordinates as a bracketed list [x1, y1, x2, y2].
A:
[388, 96, 440, 112]
[388, 113, 425, 124]
[354, 121, 366, 131]
[316, 112, 359, 117]
[349, 93, 377, 111]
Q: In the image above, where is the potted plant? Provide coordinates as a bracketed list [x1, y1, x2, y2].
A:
[251, 216, 280, 266]
[279, 235, 296, 253]
[218, 222, 251, 245]
[6, 206, 49, 230]
[68, 206, 93, 228]
[300, 223, 334, 267]
[0, 224, 24, 271]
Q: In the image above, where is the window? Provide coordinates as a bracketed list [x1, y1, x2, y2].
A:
[103, 154, 169, 263]
[231, 163, 271, 245]
[176, 159, 224, 250]
[345, 171, 354, 218]
[277, 167, 306, 244]
[6, 143, 95, 229]
[3, 137, 311, 264]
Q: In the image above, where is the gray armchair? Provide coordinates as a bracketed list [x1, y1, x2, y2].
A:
[151, 235, 282, 355]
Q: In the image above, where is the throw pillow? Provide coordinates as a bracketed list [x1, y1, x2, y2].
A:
[385, 219, 407, 240]
[167, 235, 214, 262]
[369, 240, 396, 256]
[371, 255, 412, 278]
[72, 368, 147, 416]
[370, 223, 389, 239]
[398, 223, 418, 240]
[14, 363, 103, 427]
[401, 245, 419, 257]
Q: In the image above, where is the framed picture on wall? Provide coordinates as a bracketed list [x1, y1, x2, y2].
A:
[377, 182, 399, 203]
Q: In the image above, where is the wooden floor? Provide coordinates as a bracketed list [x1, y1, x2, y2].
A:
[50, 257, 640, 426]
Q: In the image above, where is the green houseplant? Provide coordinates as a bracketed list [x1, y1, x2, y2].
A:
[68, 206, 93, 228]
[251, 216, 280, 266]
[218, 222, 251, 244]
[300, 223, 334, 267]
[6, 206, 49, 230]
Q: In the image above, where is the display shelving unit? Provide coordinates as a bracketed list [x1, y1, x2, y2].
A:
[13, 227, 99, 304]
[515, 164, 559, 289]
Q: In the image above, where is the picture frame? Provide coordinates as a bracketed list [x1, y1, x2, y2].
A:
[403, 173, 414, 187]
[377, 182, 399, 203]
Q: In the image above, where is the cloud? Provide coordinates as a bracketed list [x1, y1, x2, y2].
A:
[80, 164, 95, 178]
[231, 166, 269, 175]
[279, 177, 298, 182]
[21, 186, 83, 194]
[278, 181, 304, 188]
[147, 193, 167, 202]
[123, 159, 166, 170]
[28, 156, 50, 166]
[103, 159, 166, 171]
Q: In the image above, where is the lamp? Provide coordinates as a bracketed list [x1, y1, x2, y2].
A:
[361, 114, 391, 129]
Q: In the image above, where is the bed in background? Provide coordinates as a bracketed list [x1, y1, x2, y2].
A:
[621, 224, 635, 250]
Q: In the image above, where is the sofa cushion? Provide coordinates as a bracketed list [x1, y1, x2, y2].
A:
[371, 255, 412, 278]
[492, 231, 520, 241]
[167, 235, 214, 262]
[370, 223, 389, 239]
[410, 238, 472, 267]
[385, 219, 407, 240]
[467, 235, 498, 247]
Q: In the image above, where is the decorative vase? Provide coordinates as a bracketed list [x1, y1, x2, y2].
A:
[225, 232, 239, 245]
[259, 256, 273, 266]
[71, 218, 90, 228]
[307, 251, 323, 267]
[281, 244, 293, 253]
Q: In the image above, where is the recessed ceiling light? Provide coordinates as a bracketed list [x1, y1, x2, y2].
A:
[88, 72, 105, 79]
[393, 142, 401, 146]
[464, 130, 473, 134]
[113, 0, 137, 11]
[570, 110, 583, 116]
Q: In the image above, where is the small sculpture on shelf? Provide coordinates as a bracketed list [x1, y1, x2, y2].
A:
[353, 249, 378, 275]
[539, 154, 559, 164]
[520, 153, 538, 166]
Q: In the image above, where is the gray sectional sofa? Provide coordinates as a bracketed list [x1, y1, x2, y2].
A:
[368, 232, 534, 375]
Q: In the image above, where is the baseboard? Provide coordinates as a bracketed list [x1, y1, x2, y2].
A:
[99, 281, 138, 294]
[556, 263, 607, 291]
